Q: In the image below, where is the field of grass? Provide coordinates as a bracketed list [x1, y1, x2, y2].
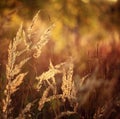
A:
[0, 8, 120, 119]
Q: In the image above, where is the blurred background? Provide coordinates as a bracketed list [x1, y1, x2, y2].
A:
[0, 0, 120, 118]
[0, 0, 120, 77]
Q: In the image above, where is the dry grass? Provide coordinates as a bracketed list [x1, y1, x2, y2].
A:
[1, 11, 55, 119]
[0, 11, 120, 119]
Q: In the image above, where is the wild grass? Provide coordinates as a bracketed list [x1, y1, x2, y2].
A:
[0, 11, 120, 119]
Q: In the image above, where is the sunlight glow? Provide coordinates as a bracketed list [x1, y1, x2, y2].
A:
[107, 0, 117, 2]
[81, 0, 89, 3]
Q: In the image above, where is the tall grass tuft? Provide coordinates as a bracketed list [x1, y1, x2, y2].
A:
[0, 10, 120, 119]
[2, 11, 54, 119]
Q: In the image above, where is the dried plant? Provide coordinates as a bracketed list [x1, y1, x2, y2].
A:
[36, 61, 62, 90]
[36, 61, 66, 111]
[34, 58, 76, 118]
[3, 24, 29, 119]
[2, 11, 54, 119]
[54, 111, 76, 119]
[61, 59, 74, 100]
[1, 10, 119, 119]
[16, 102, 34, 119]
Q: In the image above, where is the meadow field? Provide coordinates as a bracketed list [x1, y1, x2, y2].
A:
[0, 0, 120, 119]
